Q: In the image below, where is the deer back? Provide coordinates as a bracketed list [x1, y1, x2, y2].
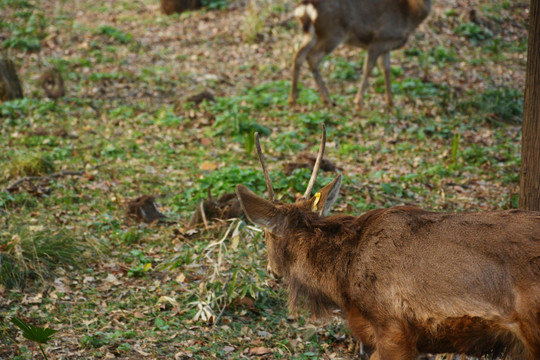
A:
[304, 0, 431, 49]
[346, 208, 540, 315]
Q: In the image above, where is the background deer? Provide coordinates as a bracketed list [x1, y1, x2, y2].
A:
[289, 0, 432, 109]
[236, 126, 540, 359]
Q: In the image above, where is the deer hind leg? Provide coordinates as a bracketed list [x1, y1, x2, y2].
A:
[518, 318, 540, 359]
[369, 323, 418, 360]
[378, 52, 394, 108]
[358, 342, 374, 360]
[306, 36, 342, 107]
[347, 308, 376, 359]
[354, 48, 382, 111]
[289, 34, 317, 105]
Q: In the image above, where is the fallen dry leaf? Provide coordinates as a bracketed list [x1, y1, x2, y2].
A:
[104, 273, 121, 285]
[249, 347, 272, 356]
[133, 311, 145, 319]
[158, 296, 180, 307]
[200, 138, 212, 146]
[199, 161, 218, 171]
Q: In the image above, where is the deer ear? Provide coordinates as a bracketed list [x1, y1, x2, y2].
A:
[236, 185, 286, 236]
[309, 174, 342, 216]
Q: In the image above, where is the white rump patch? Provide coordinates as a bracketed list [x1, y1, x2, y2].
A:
[306, 4, 318, 22]
[294, 4, 318, 22]
[294, 4, 307, 18]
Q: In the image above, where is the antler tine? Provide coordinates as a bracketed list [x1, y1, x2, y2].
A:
[303, 123, 326, 199]
[255, 132, 275, 202]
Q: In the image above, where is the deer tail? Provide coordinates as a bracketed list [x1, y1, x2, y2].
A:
[293, 2, 318, 34]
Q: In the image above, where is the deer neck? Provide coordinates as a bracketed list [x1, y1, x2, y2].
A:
[283, 214, 359, 318]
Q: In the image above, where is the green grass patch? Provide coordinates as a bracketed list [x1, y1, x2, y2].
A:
[2, 152, 55, 180]
[0, 224, 98, 289]
[453, 22, 493, 43]
[96, 25, 132, 44]
[456, 87, 523, 124]
[1, 1, 46, 51]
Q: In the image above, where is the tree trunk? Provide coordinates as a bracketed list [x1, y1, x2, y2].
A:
[0, 58, 24, 101]
[160, 0, 202, 15]
[520, 0, 540, 211]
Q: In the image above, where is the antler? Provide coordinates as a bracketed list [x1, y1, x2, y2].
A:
[255, 132, 275, 202]
[303, 123, 326, 199]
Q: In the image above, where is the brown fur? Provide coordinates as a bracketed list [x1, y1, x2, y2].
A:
[236, 184, 540, 359]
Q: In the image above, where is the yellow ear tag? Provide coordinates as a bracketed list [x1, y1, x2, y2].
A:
[313, 192, 321, 211]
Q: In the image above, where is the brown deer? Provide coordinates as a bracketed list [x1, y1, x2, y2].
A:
[235, 125, 540, 359]
[289, 0, 432, 110]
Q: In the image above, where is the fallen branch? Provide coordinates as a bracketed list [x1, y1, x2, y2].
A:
[3, 163, 107, 193]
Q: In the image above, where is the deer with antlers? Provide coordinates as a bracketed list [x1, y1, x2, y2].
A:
[235, 125, 540, 359]
[289, 0, 432, 109]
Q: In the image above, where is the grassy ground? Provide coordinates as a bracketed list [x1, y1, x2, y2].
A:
[0, 0, 528, 358]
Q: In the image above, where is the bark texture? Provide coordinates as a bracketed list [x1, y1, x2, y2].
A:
[520, 0, 540, 211]
[0, 58, 23, 101]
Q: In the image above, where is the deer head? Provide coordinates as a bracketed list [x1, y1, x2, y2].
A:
[236, 125, 341, 277]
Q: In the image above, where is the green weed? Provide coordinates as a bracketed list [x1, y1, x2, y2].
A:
[126, 250, 152, 277]
[209, 85, 283, 151]
[96, 25, 132, 44]
[81, 331, 125, 349]
[456, 87, 523, 124]
[394, 77, 448, 100]
[2, 6, 46, 51]
[454, 22, 493, 43]
[202, 0, 228, 10]
[10, 317, 56, 360]
[0, 99, 58, 127]
[330, 58, 361, 81]
[198, 166, 266, 198]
